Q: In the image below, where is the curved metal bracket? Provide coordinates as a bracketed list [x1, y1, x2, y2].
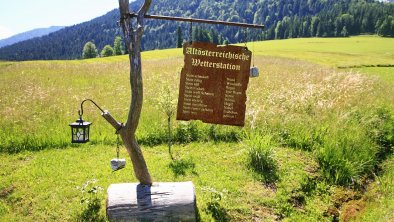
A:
[78, 99, 105, 119]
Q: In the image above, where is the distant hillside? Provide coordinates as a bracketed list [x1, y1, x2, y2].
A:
[0, 0, 393, 61]
[0, 26, 64, 48]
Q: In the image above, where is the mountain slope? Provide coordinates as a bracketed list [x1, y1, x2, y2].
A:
[0, 26, 64, 48]
[0, 0, 392, 61]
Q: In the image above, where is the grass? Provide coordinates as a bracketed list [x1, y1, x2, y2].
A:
[353, 67, 394, 83]
[252, 35, 394, 85]
[0, 142, 322, 221]
[254, 35, 394, 68]
[0, 36, 394, 221]
[351, 156, 394, 221]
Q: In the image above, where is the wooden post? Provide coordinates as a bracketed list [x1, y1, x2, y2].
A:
[114, 0, 152, 185]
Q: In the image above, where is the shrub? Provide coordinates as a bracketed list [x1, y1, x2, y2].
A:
[100, 45, 114, 57]
[82, 42, 98, 59]
[202, 187, 230, 222]
[75, 179, 105, 222]
[174, 122, 201, 143]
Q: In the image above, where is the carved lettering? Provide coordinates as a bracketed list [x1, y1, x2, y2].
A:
[177, 42, 251, 126]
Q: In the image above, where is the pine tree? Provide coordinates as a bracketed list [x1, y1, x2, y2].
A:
[378, 16, 393, 37]
[176, 27, 183, 48]
[211, 29, 220, 45]
[341, 26, 349, 37]
[82, 42, 98, 59]
[275, 21, 283, 39]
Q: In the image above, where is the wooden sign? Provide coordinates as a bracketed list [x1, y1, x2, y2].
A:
[177, 42, 251, 126]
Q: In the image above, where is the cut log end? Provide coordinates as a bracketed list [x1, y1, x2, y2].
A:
[106, 182, 196, 222]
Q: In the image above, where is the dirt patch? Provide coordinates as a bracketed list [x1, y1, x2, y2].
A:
[0, 185, 15, 199]
[340, 199, 366, 222]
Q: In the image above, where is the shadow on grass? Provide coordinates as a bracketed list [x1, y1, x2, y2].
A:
[75, 198, 106, 222]
[262, 170, 280, 185]
[168, 158, 198, 178]
[206, 201, 230, 222]
[249, 163, 280, 185]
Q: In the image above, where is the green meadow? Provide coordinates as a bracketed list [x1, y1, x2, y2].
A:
[0, 36, 393, 221]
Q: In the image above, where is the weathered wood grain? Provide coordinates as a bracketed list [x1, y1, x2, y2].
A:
[102, 111, 122, 130]
[118, 0, 153, 185]
[107, 182, 196, 222]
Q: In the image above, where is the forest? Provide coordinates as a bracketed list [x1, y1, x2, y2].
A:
[0, 0, 393, 61]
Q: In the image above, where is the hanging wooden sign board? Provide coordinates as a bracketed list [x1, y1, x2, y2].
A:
[177, 42, 252, 126]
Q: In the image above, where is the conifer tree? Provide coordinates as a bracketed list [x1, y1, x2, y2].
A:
[114, 36, 123, 55]
[176, 27, 183, 48]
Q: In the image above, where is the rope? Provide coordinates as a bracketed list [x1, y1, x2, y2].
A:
[115, 123, 123, 159]
[244, 28, 248, 48]
[189, 21, 193, 43]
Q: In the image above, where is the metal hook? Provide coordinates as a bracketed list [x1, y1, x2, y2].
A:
[78, 99, 105, 118]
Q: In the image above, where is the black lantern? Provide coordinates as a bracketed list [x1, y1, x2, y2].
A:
[69, 99, 104, 144]
[69, 117, 92, 143]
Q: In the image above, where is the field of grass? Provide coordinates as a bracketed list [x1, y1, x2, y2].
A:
[0, 36, 393, 221]
[254, 36, 394, 67]
[253, 36, 394, 84]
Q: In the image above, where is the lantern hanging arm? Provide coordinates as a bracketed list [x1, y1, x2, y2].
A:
[78, 99, 105, 119]
[127, 13, 265, 29]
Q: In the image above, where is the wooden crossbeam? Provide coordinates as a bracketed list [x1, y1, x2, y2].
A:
[128, 13, 265, 29]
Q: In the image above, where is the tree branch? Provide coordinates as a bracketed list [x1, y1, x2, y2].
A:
[136, 0, 152, 38]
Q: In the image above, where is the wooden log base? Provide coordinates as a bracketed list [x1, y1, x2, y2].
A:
[106, 182, 196, 222]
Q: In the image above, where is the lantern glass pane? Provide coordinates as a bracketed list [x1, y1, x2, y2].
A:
[85, 127, 89, 141]
[72, 127, 86, 142]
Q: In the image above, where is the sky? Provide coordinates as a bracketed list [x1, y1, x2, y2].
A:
[0, 0, 121, 40]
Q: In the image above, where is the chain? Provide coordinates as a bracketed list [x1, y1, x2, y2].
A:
[189, 21, 193, 43]
[244, 28, 248, 48]
[115, 123, 123, 159]
[116, 133, 120, 159]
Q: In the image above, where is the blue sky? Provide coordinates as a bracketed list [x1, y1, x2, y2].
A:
[0, 0, 120, 40]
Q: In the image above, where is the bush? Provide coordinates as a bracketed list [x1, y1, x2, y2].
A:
[202, 187, 230, 222]
[82, 42, 98, 59]
[75, 179, 105, 222]
[174, 122, 201, 143]
[100, 45, 114, 57]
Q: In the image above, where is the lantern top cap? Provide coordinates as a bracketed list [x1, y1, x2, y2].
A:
[69, 119, 92, 127]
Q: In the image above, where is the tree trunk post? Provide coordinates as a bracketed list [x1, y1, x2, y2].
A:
[106, 2, 197, 221]
[117, 0, 152, 185]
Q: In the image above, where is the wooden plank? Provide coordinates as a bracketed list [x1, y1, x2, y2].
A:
[176, 42, 251, 126]
[107, 182, 196, 221]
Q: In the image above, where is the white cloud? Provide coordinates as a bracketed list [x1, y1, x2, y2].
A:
[0, 26, 15, 40]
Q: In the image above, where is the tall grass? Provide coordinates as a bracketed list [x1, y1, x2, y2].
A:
[243, 133, 278, 183]
[317, 123, 378, 185]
